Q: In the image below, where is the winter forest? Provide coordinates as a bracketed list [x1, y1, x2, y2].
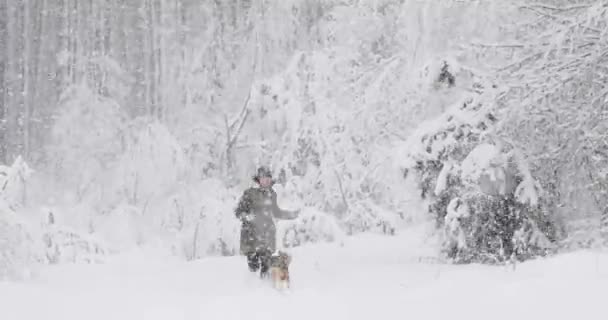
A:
[1, 0, 608, 318]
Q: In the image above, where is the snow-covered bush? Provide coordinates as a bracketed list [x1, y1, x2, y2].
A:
[400, 90, 558, 263]
[0, 158, 39, 280]
[113, 119, 188, 206]
[32, 206, 107, 265]
[42, 224, 106, 265]
[450, 193, 554, 264]
[49, 82, 126, 202]
[0, 156, 34, 208]
[342, 200, 397, 236]
[558, 218, 608, 252]
[90, 205, 150, 253]
[400, 93, 497, 226]
[278, 207, 345, 249]
[0, 203, 37, 280]
[157, 178, 240, 260]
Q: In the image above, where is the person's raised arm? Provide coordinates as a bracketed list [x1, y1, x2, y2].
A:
[271, 190, 299, 220]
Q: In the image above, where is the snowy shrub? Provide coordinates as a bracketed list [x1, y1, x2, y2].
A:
[445, 147, 556, 263]
[29, 207, 107, 265]
[113, 119, 188, 206]
[278, 207, 345, 249]
[42, 224, 106, 265]
[449, 193, 554, 264]
[400, 94, 497, 226]
[558, 218, 608, 251]
[0, 158, 39, 280]
[159, 179, 240, 260]
[177, 220, 237, 261]
[342, 200, 397, 236]
[400, 91, 558, 263]
[0, 203, 37, 280]
[49, 83, 126, 202]
[177, 198, 240, 260]
[91, 205, 151, 252]
[0, 156, 34, 208]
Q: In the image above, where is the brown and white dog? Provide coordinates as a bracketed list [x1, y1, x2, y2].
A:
[269, 250, 291, 290]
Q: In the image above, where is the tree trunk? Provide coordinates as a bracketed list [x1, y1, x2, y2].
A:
[22, 0, 31, 160]
[5, 0, 26, 162]
[0, 0, 7, 163]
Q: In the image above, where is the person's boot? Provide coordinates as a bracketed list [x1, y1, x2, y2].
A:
[260, 264, 269, 278]
[258, 249, 271, 279]
[247, 252, 259, 272]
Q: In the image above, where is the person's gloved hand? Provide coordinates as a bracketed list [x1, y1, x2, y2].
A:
[291, 209, 301, 219]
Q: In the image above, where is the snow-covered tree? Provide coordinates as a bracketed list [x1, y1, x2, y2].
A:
[492, 0, 608, 248]
[113, 119, 188, 206]
[48, 82, 127, 203]
[399, 78, 558, 263]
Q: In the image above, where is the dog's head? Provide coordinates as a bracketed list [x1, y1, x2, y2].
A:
[270, 250, 292, 269]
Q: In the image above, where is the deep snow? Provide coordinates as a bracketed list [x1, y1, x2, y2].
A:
[1, 225, 606, 320]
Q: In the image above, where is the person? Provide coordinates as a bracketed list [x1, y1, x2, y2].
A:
[234, 166, 299, 278]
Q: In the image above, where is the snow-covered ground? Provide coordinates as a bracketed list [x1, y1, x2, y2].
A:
[1, 225, 606, 320]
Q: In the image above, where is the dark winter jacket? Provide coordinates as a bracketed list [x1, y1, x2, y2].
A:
[234, 186, 297, 255]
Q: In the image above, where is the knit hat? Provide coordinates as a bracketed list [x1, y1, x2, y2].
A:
[252, 166, 273, 183]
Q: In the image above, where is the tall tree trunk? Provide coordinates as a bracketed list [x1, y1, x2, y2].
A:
[23, 0, 31, 160]
[70, 0, 78, 84]
[0, 0, 7, 163]
[130, 0, 147, 117]
[31, 0, 48, 164]
[155, 0, 162, 120]
[147, 0, 156, 117]
[5, 0, 26, 162]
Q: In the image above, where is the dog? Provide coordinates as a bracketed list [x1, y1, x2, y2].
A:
[269, 250, 291, 290]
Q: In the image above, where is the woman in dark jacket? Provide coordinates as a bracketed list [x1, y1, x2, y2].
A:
[234, 166, 299, 277]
